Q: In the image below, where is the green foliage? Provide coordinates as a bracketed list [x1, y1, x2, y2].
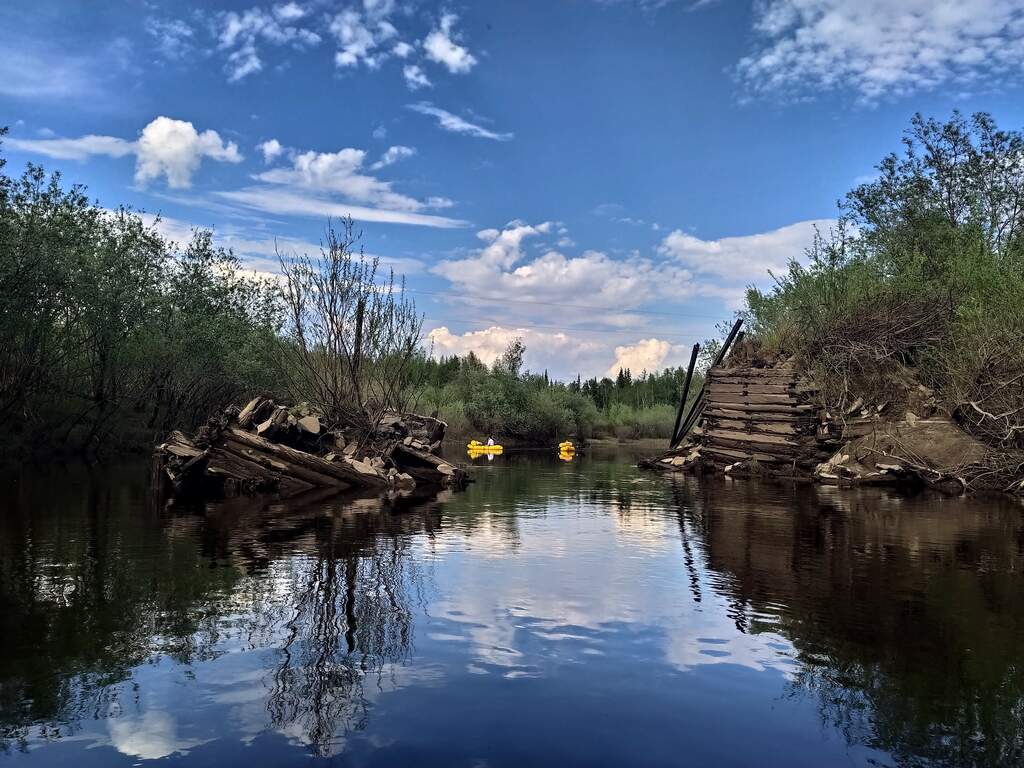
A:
[0, 136, 282, 453]
[410, 339, 696, 443]
[744, 112, 1024, 446]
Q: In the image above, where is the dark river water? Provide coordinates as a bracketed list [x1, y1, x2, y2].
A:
[1, 449, 1023, 767]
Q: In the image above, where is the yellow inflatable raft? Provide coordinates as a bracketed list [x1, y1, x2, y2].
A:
[468, 440, 503, 454]
[558, 441, 575, 452]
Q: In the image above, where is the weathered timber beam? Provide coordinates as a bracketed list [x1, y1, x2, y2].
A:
[702, 446, 783, 463]
[227, 427, 387, 488]
[704, 418, 800, 435]
[709, 392, 801, 406]
[703, 428, 802, 447]
[703, 402, 816, 414]
[223, 438, 350, 487]
[708, 383, 796, 395]
[704, 408, 812, 423]
[391, 441, 467, 486]
[703, 436, 830, 461]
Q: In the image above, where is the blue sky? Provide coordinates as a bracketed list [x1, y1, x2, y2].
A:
[4, 0, 1024, 379]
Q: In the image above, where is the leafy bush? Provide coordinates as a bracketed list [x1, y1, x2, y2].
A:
[744, 112, 1024, 447]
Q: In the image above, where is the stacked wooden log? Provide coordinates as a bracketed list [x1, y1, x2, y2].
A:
[154, 397, 467, 499]
[643, 361, 843, 477]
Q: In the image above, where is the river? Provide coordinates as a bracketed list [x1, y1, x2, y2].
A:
[1, 449, 1022, 767]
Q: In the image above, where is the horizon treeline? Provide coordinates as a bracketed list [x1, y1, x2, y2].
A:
[410, 344, 701, 442]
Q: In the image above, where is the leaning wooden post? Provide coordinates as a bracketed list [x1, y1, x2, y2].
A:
[670, 343, 700, 448]
[673, 318, 744, 448]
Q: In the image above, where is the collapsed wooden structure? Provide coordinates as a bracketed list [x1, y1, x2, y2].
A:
[644, 320, 1021, 494]
[692, 361, 838, 471]
[648, 356, 840, 477]
[154, 397, 467, 499]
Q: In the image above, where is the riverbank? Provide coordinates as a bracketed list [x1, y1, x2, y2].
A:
[643, 113, 1024, 496]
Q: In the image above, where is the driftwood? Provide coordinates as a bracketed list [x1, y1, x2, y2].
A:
[154, 400, 467, 499]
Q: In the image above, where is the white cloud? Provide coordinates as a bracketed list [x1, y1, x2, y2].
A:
[370, 145, 416, 170]
[218, 5, 321, 81]
[406, 102, 513, 141]
[403, 63, 432, 90]
[432, 221, 699, 326]
[422, 13, 477, 74]
[257, 138, 284, 163]
[255, 146, 445, 212]
[6, 116, 241, 189]
[657, 219, 832, 282]
[330, 2, 404, 70]
[134, 117, 242, 188]
[606, 338, 679, 377]
[428, 325, 605, 371]
[737, 0, 1024, 101]
[217, 187, 468, 228]
[273, 2, 306, 22]
[426, 325, 689, 380]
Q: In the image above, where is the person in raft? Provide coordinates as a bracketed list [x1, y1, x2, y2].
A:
[486, 436, 495, 446]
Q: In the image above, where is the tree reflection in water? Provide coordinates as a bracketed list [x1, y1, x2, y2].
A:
[672, 476, 1024, 768]
[265, 534, 421, 756]
[0, 459, 442, 758]
[191, 487, 440, 757]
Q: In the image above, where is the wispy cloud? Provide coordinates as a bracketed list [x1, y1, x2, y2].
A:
[215, 187, 468, 228]
[370, 145, 416, 170]
[0, 46, 98, 101]
[217, 4, 322, 81]
[737, 0, 1024, 101]
[406, 102, 513, 141]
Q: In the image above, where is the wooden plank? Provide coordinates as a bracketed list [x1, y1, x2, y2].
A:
[710, 392, 799, 406]
[703, 402, 816, 414]
[236, 396, 265, 428]
[704, 436, 832, 462]
[227, 427, 387, 488]
[222, 439, 350, 490]
[704, 418, 799, 435]
[704, 428, 801, 447]
[704, 436, 806, 457]
[704, 408, 809, 423]
[207, 446, 315, 497]
[709, 383, 795, 395]
[702, 446, 783, 463]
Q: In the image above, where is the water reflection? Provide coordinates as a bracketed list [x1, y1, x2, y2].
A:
[0, 456, 1022, 766]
